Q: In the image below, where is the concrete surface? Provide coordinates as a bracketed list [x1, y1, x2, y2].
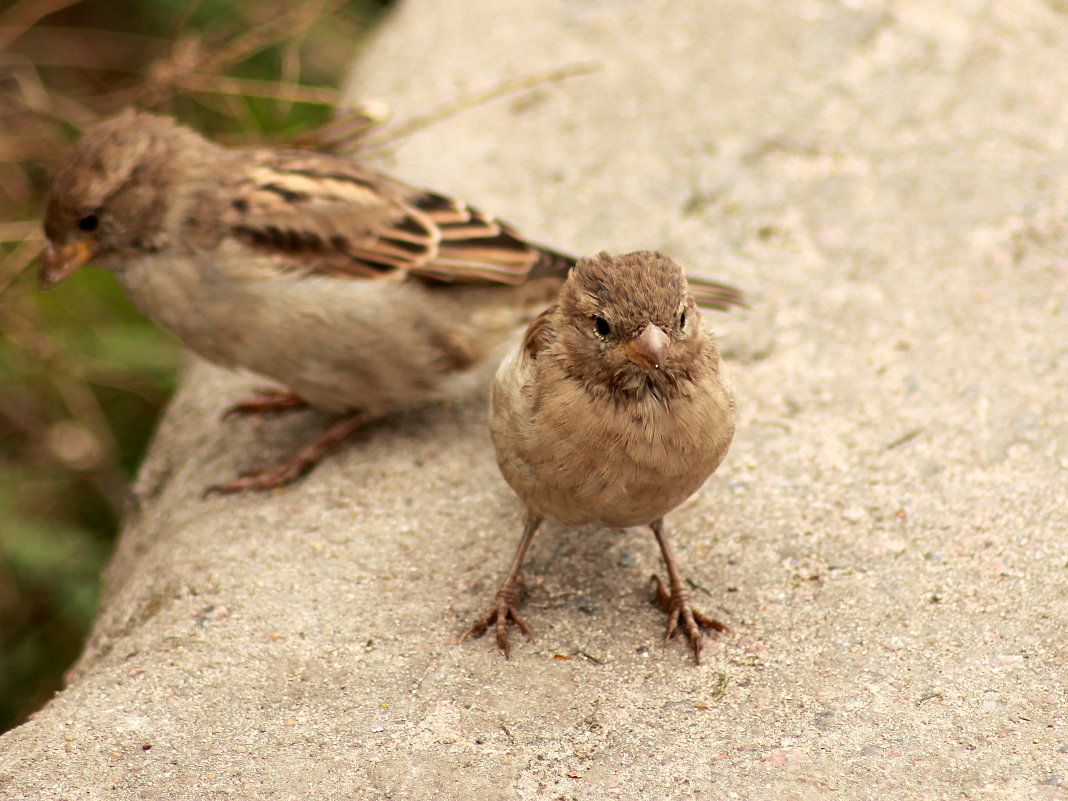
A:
[3, 0, 1068, 798]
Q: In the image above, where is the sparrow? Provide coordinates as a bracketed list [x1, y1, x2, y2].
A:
[466, 250, 737, 664]
[41, 111, 746, 493]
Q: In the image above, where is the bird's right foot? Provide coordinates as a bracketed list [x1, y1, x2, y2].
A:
[465, 580, 533, 659]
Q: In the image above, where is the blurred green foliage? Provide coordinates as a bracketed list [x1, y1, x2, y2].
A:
[0, 0, 392, 733]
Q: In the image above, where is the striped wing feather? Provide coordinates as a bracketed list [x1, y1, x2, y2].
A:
[226, 151, 747, 310]
[226, 151, 571, 285]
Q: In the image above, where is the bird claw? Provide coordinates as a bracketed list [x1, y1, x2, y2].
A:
[203, 461, 310, 496]
[465, 581, 533, 659]
[204, 411, 369, 496]
[650, 574, 730, 665]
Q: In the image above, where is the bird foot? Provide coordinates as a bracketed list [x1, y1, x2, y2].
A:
[222, 389, 307, 420]
[650, 574, 730, 665]
[204, 411, 370, 496]
[203, 459, 312, 496]
[465, 580, 532, 659]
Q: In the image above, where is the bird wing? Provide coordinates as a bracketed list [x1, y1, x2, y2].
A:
[225, 150, 573, 285]
[521, 304, 558, 359]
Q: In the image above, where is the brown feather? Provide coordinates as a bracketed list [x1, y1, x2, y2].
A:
[43, 112, 744, 313]
[225, 150, 571, 287]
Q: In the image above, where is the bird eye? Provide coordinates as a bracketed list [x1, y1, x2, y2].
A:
[77, 213, 100, 232]
[679, 310, 687, 328]
[593, 316, 611, 337]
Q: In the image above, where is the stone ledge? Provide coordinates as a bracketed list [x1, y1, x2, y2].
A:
[3, 1, 1068, 798]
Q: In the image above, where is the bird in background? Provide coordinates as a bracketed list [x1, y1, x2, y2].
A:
[41, 111, 746, 494]
[467, 250, 737, 663]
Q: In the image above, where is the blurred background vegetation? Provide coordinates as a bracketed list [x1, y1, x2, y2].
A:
[0, 0, 393, 734]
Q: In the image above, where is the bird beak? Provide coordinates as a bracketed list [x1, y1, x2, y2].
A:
[39, 240, 96, 289]
[623, 322, 670, 371]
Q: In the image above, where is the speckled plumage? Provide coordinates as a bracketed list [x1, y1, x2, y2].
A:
[39, 111, 581, 491]
[41, 112, 745, 493]
[492, 251, 735, 528]
[42, 112, 571, 415]
[469, 251, 737, 663]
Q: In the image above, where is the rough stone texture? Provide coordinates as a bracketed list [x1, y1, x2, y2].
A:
[4, 0, 1068, 798]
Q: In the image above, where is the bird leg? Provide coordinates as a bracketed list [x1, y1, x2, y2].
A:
[465, 515, 542, 658]
[204, 411, 370, 496]
[222, 388, 308, 419]
[649, 518, 730, 664]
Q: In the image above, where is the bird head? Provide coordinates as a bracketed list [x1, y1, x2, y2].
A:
[40, 110, 206, 288]
[555, 250, 711, 397]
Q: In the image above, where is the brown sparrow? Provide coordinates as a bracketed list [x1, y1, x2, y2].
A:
[41, 111, 745, 493]
[467, 251, 736, 664]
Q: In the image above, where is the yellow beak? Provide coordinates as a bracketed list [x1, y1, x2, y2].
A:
[623, 322, 670, 371]
[39, 240, 96, 289]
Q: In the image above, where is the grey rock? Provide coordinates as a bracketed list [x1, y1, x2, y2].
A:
[3, 0, 1068, 798]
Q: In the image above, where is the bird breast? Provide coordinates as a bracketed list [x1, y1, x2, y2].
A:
[110, 244, 517, 415]
[491, 353, 735, 529]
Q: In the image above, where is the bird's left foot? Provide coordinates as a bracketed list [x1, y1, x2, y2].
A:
[204, 411, 370, 496]
[204, 459, 312, 496]
[650, 574, 730, 665]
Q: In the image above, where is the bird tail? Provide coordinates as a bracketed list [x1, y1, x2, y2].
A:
[685, 274, 749, 312]
[529, 244, 576, 277]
